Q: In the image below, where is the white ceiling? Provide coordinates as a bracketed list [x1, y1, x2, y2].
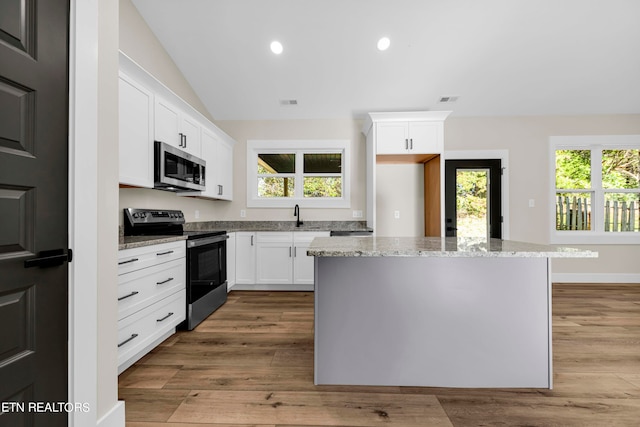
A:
[131, 0, 640, 121]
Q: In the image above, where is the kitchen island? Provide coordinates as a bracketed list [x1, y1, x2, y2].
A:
[308, 237, 596, 389]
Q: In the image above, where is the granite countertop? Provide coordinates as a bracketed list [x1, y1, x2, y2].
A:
[119, 235, 187, 250]
[184, 220, 371, 233]
[307, 236, 598, 258]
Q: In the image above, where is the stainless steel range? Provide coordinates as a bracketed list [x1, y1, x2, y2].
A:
[124, 208, 227, 330]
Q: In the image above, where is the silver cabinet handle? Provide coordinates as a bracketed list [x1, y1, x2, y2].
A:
[405, 138, 408, 150]
[179, 133, 184, 147]
[118, 291, 139, 301]
[410, 138, 413, 150]
[157, 312, 174, 322]
[118, 333, 138, 347]
[289, 246, 292, 257]
[156, 277, 174, 285]
[250, 235, 254, 246]
[157, 250, 174, 256]
[118, 258, 138, 265]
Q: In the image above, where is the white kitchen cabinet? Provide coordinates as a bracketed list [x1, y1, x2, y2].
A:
[256, 232, 294, 284]
[117, 240, 186, 374]
[200, 127, 234, 200]
[118, 72, 154, 187]
[235, 232, 256, 285]
[226, 232, 236, 290]
[154, 96, 202, 158]
[293, 232, 328, 285]
[247, 231, 330, 288]
[376, 121, 442, 155]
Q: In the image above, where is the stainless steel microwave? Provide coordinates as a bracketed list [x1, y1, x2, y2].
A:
[154, 141, 206, 192]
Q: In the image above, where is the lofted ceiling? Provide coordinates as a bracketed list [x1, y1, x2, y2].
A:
[131, 0, 640, 121]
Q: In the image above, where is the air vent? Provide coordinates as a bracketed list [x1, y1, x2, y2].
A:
[438, 95, 459, 103]
[280, 99, 298, 106]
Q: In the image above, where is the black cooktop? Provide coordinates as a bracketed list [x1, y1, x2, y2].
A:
[124, 208, 226, 240]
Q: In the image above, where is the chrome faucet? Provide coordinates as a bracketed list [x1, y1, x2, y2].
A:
[294, 204, 303, 227]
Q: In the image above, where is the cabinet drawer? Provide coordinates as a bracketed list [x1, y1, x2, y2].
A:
[294, 231, 330, 243]
[256, 231, 292, 243]
[117, 291, 185, 367]
[118, 258, 185, 320]
[118, 240, 186, 275]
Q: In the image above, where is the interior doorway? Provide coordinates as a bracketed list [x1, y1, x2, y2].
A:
[445, 159, 502, 239]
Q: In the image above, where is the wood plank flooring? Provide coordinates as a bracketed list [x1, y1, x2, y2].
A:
[119, 284, 640, 426]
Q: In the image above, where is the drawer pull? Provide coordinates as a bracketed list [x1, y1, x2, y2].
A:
[118, 333, 138, 347]
[156, 250, 174, 256]
[156, 277, 174, 285]
[118, 291, 139, 301]
[157, 312, 174, 322]
[118, 258, 139, 265]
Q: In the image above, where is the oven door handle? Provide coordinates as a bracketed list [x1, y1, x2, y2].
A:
[187, 234, 229, 248]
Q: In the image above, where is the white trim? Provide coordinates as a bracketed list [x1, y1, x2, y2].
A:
[549, 135, 640, 245]
[443, 150, 510, 240]
[96, 401, 125, 427]
[552, 273, 640, 284]
[247, 140, 351, 208]
[69, 0, 101, 426]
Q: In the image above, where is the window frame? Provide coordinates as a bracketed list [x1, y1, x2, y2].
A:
[549, 135, 640, 244]
[247, 139, 351, 208]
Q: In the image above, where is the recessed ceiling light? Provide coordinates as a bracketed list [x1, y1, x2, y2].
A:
[270, 41, 283, 55]
[377, 37, 390, 51]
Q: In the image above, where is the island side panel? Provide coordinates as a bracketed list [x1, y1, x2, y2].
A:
[314, 256, 551, 388]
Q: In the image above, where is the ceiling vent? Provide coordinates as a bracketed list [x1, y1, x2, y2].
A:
[280, 99, 298, 106]
[438, 95, 459, 103]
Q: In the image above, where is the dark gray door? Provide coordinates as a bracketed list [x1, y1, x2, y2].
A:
[445, 159, 502, 239]
[0, 0, 70, 425]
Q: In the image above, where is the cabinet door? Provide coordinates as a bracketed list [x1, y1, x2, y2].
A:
[199, 128, 218, 199]
[217, 140, 233, 200]
[293, 232, 329, 284]
[226, 233, 236, 290]
[154, 97, 181, 148]
[180, 114, 201, 157]
[119, 74, 154, 187]
[235, 232, 256, 284]
[408, 121, 441, 154]
[256, 232, 293, 284]
[376, 122, 409, 154]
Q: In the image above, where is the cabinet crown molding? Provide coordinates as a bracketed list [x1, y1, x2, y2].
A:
[362, 111, 452, 135]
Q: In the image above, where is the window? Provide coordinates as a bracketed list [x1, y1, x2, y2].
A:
[247, 140, 350, 208]
[550, 136, 640, 244]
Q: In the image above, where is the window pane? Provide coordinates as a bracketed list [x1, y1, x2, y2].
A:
[555, 192, 591, 230]
[604, 193, 639, 232]
[555, 150, 591, 189]
[304, 153, 342, 173]
[258, 177, 294, 198]
[258, 153, 295, 174]
[303, 177, 342, 198]
[602, 149, 639, 189]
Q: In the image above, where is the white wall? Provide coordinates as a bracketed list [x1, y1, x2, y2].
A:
[444, 114, 640, 279]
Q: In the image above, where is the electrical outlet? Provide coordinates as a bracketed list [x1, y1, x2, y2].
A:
[394, 210, 400, 219]
[194, 210, 200, 219]
[352, 210, 363, 218]
[529, 199, 535, 208]
[240, 209, 246, 218]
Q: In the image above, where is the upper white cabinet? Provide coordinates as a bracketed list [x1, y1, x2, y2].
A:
[118, 72, 154, 188]
[376, 121, 442, 155]
[200, 127, 234, 200]
[154, 97, 202, 158]
[119, 52, 236, 199]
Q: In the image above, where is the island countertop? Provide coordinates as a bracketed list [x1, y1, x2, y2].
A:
[307, 236, 597, 258]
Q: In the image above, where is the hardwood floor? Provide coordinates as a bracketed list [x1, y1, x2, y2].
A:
[118, 284, 640, 426]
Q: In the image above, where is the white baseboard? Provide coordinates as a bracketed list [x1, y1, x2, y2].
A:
[97, 401, 125, 427]
[552, 273, 640, 284]
[232, 284, 314, 291]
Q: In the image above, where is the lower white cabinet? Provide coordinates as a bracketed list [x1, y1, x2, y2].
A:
[226, 232, 236, 290]
[235, 232, 257, 285]
[117, 240, 186, 374]
[236, 231, 329, 289]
